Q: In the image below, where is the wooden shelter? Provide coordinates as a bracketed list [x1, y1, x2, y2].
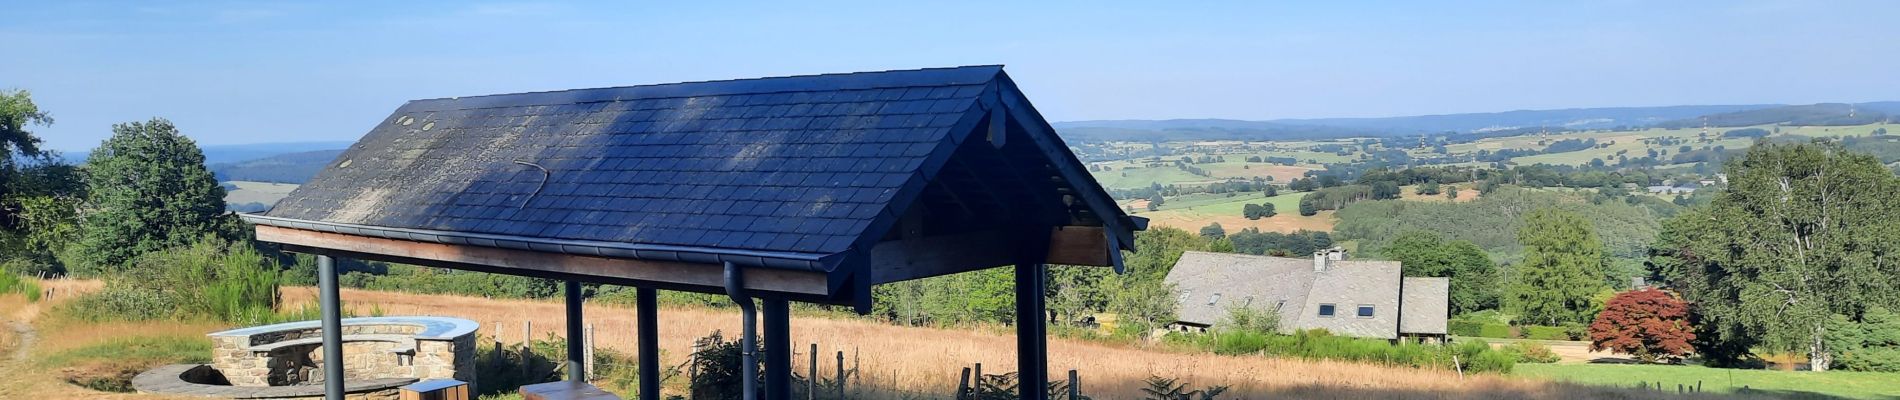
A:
[244, 65, 1144, 400]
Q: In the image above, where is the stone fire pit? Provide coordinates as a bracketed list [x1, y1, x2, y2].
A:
[132, 316, 478, 399]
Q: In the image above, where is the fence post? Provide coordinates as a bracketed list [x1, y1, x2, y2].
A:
[522, 320, 533, 379]
[1067, 370, 1079, 400]
[585, 324, 596, 381]
[808, 343, 817, 400]
[1451, 355, 1464, 380]
[973, 363, 983, 393]
[836, 350, 846, 399]
[956, 367, 972, 400]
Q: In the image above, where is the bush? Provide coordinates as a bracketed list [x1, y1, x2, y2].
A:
[60, 236, 280, 324]
[1520, 325, 1574, 341]
[1450, 319, 1512, 338]
[1179, 330, 1515, 374]
[1502, 342, 1560, 363]
[0, 261, 43, 302]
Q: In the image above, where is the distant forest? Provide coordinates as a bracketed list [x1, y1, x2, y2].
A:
[210, 149, 342, 184]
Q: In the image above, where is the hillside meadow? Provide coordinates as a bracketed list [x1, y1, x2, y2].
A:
[0, 281, 1810, 400]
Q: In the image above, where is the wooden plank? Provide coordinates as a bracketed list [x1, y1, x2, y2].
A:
[1046, 226, 1110, 266]
[257, 225, 831, 297]
[867, 230, 1015, 284]
[867, 226, 1112, 285]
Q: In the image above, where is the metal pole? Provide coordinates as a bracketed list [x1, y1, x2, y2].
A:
[763, 298, 791, 400]
[317, 255, 345, 400]
[565, 280, 585, 383]
[1015, 261, 1049, 400]
[722, 262, 758, 400]
[637, 287, 660, 400]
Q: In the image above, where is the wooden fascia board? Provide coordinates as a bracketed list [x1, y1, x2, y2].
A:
[256, 225, 834, 300]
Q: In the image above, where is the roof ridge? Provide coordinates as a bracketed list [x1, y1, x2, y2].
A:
[408, 65, 1006, 104]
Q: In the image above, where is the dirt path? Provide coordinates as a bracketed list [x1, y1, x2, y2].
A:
[4, 319, 35, 365]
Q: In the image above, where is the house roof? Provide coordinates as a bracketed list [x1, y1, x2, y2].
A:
[1400, 277, 1450, 335]
[1165, 251, 1416, 339]
[252, 66, 1141, 285]
[1164, 252, 1314, 328]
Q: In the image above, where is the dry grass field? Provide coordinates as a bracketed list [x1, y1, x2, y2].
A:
[0, 281, 1790, 399]
[222, 180, 299, 206]
[277, 287, 1741, 399]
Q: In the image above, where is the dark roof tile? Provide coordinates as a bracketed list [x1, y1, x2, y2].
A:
[267, 66, 1015, 255]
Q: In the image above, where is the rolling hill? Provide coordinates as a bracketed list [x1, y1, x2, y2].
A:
[209, 149, 344, 184]
[1054, 102, 1900, 143]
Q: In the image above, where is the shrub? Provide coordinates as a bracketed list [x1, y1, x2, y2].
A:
[1448, 320, 1482, 337]
[1521, 325, 1573, 341]
[1502, 342, 1561, 363]
[0, 261, 43, 302]
[1588, 289, 1695, 363]
[60, 236, 280, 323]
[1184, 330, 1516, 374]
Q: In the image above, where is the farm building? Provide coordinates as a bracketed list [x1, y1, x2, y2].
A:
[1164, 249, 1448, 341]
[243, 65, 1143, 400]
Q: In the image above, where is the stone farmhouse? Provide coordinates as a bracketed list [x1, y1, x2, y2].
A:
[1164, 248, 1448, 341]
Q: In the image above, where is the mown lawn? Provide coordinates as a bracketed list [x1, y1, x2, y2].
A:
[1515, 363, 1900, 399]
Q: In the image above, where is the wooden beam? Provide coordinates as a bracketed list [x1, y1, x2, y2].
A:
[867, 226, 1114, 285]
[256, 225, 831, 297]
[1046, 226, 1110, 266]
[867, 230, 1015, 285]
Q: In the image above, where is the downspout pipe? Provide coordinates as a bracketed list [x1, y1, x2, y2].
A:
[723, 261, 758, 400]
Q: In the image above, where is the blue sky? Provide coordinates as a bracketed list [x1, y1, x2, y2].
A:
[4, 1, 1897, 151]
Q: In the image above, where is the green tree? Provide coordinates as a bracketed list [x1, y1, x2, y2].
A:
[1507, 208, 1607, 326]
[1379, 231, 1498, 314]
[1826, 307, 1900, 372]
[0, 90, 54, 240]
[71, 119, 231, 274]
[1297, 195, 1318, 216]
[1371, 181, 1401, 200]
[1651, 142, 1900, 371]
[1199, 222, 1225, 239]
[1415, 181, 1441, 195]
[1445, 185, 1460, 200]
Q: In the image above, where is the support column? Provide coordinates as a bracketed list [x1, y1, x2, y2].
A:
[637, 287, 660, 400]
[1014, 262, 1049, 400]
[565, 280, 586, 383]
[317, 255, 345, 400]
[762, 298, 791, 400]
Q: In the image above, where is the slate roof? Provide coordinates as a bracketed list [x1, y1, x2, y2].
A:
[1165, 251, 1444, 339]
[259, 66, 1136, 273]
[1400, 277, 1450, 335]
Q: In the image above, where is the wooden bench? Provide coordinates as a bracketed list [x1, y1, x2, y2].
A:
[519, 381, 620, 400]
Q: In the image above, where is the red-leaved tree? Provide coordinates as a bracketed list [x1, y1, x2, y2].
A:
[1588, 289, 1696, 363]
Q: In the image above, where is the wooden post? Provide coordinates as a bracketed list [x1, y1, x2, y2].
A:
[584, 324, 596, 382]
[835, 350, 845, 399]
[956, 367, 972, 400]
[972, 363, 983, 393]
[1451, 355, 1464, 380]
[808, 343, 817, 400]
[1066, 370, 1078, 400]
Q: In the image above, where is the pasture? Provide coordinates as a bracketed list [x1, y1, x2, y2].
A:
[222, 180, 299, 206]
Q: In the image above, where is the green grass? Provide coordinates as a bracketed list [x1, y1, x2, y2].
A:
[1515, 363, 1900, 399]
[1091, 165, 1213, 191]
[38, 335, 212, 368]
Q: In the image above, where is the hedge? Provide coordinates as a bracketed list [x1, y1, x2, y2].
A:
[1449, 320, 1512, 338]
[1520, 325, 1574, 341]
